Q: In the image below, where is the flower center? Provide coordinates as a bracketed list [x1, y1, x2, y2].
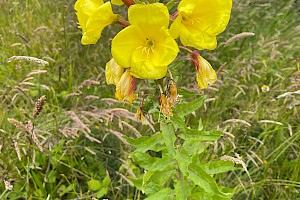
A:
[140, 38, 155, 57]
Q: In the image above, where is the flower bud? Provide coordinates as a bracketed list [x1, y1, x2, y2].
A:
[115, 70, 137, 103]
[191, 50, 217, 90]
[106, 58, 124, 85]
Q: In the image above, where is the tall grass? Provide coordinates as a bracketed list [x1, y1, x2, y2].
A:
[0, 0, 299, 199]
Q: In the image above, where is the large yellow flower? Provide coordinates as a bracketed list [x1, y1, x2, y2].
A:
[170, 0, 232, 50]
[111, 3, 179, 79]
[74, 0, 117, 45]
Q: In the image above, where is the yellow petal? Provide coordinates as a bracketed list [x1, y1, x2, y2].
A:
[169, 16, 182, 39]
[81, 2, 116, 44]
[106, 58, 124, 85]
[172, 0, 232, 50]
[111, 0, 123, 6]
[74, 0, 104, 29]
[151, 28, 179, 66]
[112, 26, 145, 68]
[196, 56, 217, 89]
[115, 70, 137, 103]
[128, 3, 169, 33]
[179, 26, 217, 50]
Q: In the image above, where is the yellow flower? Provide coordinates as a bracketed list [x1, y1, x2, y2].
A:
[74, 0, 117, 45]
[191, 51, 217, 90]
[111, 0, 123, 6]
[170, 0, 232, 50]
[111, 3, 179, 79]
[106, 58, 124, 85]
[115, 70, 137, 103]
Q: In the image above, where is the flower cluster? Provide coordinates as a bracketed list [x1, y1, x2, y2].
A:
[75, 0, 232, 117]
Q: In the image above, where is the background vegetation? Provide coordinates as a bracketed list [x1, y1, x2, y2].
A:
[0, 0, 299, 199]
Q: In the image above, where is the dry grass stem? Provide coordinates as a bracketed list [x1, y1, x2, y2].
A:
[6, 56, 49, 66]
[13, 140, 21, 161]
[106, 129, 130, 145]
[78, 79, 100, 89]
[31, 130, 43, 152]
[26, 70, 47, 77]
[34, 96, 46, 118]
[223, 119, 252, 127]
[224, 32, 255, 46]
[7, 118, 28, 133]
[67, 111, 91, 133]
[276, 90, 300, 99]
[259, 120, 283, 126]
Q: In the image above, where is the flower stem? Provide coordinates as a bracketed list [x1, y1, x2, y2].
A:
[122, 0, 134, 7]
[179, 46, 193, 54]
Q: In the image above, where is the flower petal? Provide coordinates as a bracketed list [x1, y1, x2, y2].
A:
[112, 26, 145, 68]
[151, 28, 179, 66]
[111, 0, 123, 6]
[128, 3, 169, 33]
[131, 49, 168, 79]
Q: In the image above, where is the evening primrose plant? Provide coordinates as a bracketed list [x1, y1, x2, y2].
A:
[75, 0, 236, 199]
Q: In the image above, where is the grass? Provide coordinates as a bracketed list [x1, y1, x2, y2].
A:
[0, 0, 299, 199]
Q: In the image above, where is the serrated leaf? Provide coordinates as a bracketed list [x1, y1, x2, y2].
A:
[188, 164, 233, 198]
[130, 152, 158, 170]
[174, 96, 205, 118]
[202, 161, 235, 175]
[145, 188, 175, 200]
[161, 123, 176, 157]
[136, 133, 165, 153]
[146, 156, 176, 171]
[176, 147, 191, 176]
[88, 179, 102, 191]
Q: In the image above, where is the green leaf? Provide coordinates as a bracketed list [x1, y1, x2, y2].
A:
[166, 0, 179, 11]
[179, 130, 223, 142]
[174, 96, 206, 118]
[176, 147, 191, 176]
[88, 179, 102, 191]
[188, 164, 233, 198]
[31, 171, 46, 196]
[146, 156, 176, 171]
[177, 88, 200, 98]
[161, 123, 176, 157]
[102, 172, 111, 187]
[171, 112, 187, 131]
[137, 133, 165, 152]
[175, 178, 194, 200]
[96, 187, 108, 198]
[202, 161, 235, 175]
[124, 136, 150, 147]
[182, 139, 205, 156]
[130, 152, 158, 169]
[145, 188, 175, 200]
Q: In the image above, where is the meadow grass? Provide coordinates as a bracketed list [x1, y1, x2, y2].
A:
[0, 0, 299, 199]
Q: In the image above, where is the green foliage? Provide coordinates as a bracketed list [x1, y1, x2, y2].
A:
[126, 96, 237, 199]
